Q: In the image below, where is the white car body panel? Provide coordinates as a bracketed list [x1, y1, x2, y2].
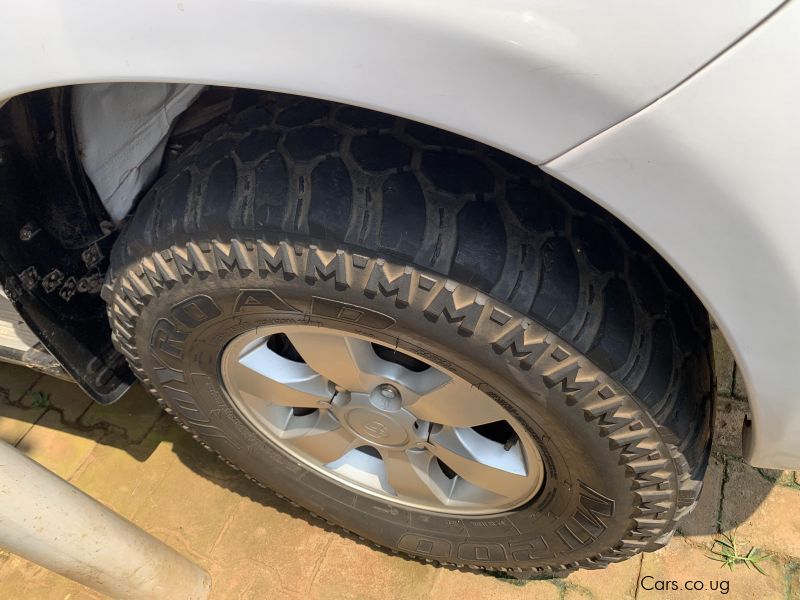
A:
[544, 1, 800, 468]
[0, 0, 797, 467]
[0, 0, 780, 164]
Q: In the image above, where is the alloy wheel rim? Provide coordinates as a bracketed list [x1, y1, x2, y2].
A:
[220, 325, 545, 514]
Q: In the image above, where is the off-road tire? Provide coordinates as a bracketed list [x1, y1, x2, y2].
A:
[105, 91, 713, 574]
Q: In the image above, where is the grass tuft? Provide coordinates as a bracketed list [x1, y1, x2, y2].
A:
[708, 531, 770, 575]
[29, 390, 50, 409]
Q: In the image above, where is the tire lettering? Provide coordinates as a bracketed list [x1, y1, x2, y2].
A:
[171, 242, 213, 277]
[136, 253, 177, 291]
[153, 362, 185, 384]
[457, 543, 507, 562]
[555, 482, 614, 552]
[234, 289, 299, 313]
[542, 347, 599, 400]
[365, 259, 413, 307]
[423, 280, 485, 335]
[509, 536, 550, 561]
[491, 320, 549, 370]
[171, 295, 222, 328]
[256, 240, 297, 276]
[305, 246, 349, 288]
[212, 240, 254, 275]
[310, 297, 395, 330]
[397, 534, 451, 558]
[150, 318, 188, 359]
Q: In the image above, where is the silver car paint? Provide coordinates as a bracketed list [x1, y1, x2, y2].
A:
[545, 1, 800, 468]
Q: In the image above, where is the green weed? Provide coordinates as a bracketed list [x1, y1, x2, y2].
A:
[708, 531, 770, 575]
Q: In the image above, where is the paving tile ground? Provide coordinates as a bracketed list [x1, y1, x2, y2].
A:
[0, 330, 799, 600]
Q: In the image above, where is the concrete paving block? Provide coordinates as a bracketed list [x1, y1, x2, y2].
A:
[69, 437, 167, 520]
[713, 398, 748, 457]
[79, 383, 164, 443]
[638, 536, 785, 600]
[565, 550, 642, 599]
[785, 562, 800, 599]
[129, 424, 244, 557]
[0, 402, 46, 446]
[310, 534, 438, 600]
[206, 557, 297, 600]
[0, 362, 41, 403]
[21, 377, 93, 422]
[209, 489, 334, 596]
[0, 555, 105, 600]
[0, 362, 46, 444]
[721, 459, 800, 557]
[14, 410, 99, 479]
[430, 568, 560, 600]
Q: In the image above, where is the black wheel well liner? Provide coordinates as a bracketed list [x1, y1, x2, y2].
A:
[0, 87, 132, 402]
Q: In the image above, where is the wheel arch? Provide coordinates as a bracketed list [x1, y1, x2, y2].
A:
[0, 82, 728, 412]
[0, 0, 781, 164]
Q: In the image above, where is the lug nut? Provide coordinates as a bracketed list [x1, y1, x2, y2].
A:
[370, 384, 402, 412]
[379, 384, 398, 399]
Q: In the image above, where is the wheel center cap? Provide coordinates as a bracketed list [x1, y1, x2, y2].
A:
[345, 409, 409, 446]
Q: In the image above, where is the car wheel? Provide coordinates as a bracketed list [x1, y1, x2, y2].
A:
[105, 92, 713, 574]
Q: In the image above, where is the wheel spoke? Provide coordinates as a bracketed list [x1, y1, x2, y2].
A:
[286, 413, 359, 464]
[407, 377, 503, 427]
[380, 449, 443, 504]
[428, 427, 530, 500]
[284, 330, 383, 392]
[232, 343, 329, 408]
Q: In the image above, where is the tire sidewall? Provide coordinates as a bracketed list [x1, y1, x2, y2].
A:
[117, 237, 675, 571]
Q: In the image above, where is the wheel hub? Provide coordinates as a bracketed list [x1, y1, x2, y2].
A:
[334, 387, 426, 449]
[342, 406, 411, 447]
[220, 324, 545, 515]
